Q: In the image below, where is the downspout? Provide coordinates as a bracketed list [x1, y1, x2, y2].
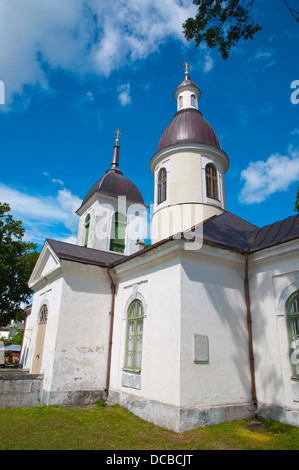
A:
[243, 248, 258, 407]
[105, 266, 116, 393]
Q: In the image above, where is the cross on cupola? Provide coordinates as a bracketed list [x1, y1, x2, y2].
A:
[183, 61, 190, 79]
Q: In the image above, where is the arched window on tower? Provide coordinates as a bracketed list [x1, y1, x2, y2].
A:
[84, 214, 90, 247]
[286, 291, 299, 378]
[205, 163, 219, 200]
[157, 168, 167, 205]
[179, 96, 183, 109]
[110, 212, 126, 253]
[190, 94, 196, 108]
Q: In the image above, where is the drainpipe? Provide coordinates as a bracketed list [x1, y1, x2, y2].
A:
[243, 249, 257, 407]
[105, 266, 116, 393]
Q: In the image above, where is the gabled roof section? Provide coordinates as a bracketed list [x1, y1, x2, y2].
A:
[110, 211, 299, 268]
[46, 239, 127, 267]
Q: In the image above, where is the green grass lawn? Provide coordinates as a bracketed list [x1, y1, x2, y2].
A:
[0, 404, 299, 450]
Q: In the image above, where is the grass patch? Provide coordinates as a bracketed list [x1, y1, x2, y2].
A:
[0, 405, 299, 450]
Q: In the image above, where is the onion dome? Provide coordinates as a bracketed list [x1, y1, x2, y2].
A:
[157, 108, 221, 151]
[157, 63, 220, 152]
[79, 134, 145, 209]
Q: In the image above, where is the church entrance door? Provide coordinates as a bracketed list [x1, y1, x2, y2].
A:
[32, 305, 48, 374]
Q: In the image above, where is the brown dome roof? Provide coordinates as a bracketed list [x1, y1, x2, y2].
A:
[157, 108, 221, 152]
[81, 170, 145, 207]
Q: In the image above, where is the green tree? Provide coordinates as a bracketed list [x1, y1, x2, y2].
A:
[183, 0, 299, 60]
[0, 203, 39, 327]
[295, 186, 299, 212]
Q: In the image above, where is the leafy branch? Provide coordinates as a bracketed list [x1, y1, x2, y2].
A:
[183, 0, 298, 60]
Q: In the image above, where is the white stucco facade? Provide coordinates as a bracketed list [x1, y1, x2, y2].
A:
[20, 68, 299, 432]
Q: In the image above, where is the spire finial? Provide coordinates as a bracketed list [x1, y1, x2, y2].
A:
[110, 129, 122, 172]
[183, 61, 190, 78]
[115, 128, 121, 145]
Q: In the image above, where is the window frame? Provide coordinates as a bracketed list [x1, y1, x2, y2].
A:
[84, 214, 90, 247]
[109, 212, 126, 254]
[286, 291, 299, 379]
[157, 167, 167, 205]
[39, 305, 48, 324]
[190, 94, 197, 108]
[205, 163, 219, 200]
[124, 299, 144, 373]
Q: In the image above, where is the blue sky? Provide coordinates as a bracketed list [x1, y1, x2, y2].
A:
[0, 0, 298, 248]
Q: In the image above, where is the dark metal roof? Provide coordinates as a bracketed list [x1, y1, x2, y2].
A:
[46, 239, 126, 267]
[182, 212, 299, 253]
[246, 214, 299, 252]
[110, 212, 299, 268]
[157, 108, 221, 152]
[79, 169, 145, 209]
[46, 213, 299, 271]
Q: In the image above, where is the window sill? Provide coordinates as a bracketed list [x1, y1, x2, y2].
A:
[122, 368, 141, 375]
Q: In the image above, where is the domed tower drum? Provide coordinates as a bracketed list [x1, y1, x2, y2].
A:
[150, 66, 229, 242]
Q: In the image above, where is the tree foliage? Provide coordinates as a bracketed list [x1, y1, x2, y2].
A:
[183, 0, 299, 60]
[0, 203, 39, 327]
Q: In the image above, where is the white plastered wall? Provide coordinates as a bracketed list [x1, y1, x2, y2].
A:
[180, 248, 252, 410]
[248, 240, 299, 425]
[108, 246, 182, 428]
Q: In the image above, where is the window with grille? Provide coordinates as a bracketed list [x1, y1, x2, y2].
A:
[205, 163, 219, 200]
[124, 300, 144, 372]
[191, 94, 196, 107]
[286, 292, 299, 378]
[157, 168, 167, 205]
[110, 212, 126, 253]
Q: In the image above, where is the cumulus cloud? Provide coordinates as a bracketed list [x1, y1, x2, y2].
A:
[0, 0, 197, 109]
[239, 147, 299, 204]
[118, 83, 132, 106]
[0, 183, 82, 244]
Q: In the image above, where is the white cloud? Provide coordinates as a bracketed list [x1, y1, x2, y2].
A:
[0, 183, 81, 244]
[246, 47, 276, 70]
[118, 83, 132, 106]
[239, 147, 299, 204]
[0, 0, 197, 109]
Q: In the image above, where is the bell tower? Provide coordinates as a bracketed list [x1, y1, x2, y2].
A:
[150, 64, 229, 243]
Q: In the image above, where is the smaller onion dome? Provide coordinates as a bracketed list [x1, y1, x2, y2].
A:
[157, 64, 220, 152]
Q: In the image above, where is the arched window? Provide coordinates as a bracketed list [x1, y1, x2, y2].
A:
[286, 292, 299, 377]
[190, 94, 196, 107]
[157, 168, 167, 205]
[179, 96, 183, 109]
[84, 214, 90, 247]
[205, 163, 219, 200]
[39, 305, 48, 323]
[124, 300, 144, 371]
[110, 212, 126, 253]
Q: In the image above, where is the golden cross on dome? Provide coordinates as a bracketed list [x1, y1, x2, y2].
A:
[183, 62, 190, 76]
[115, 129, 121, 144]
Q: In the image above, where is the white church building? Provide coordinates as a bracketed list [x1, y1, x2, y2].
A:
[21, 66, 299, 432]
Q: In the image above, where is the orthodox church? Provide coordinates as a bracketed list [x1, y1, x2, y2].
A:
[21, 65, 299, 432]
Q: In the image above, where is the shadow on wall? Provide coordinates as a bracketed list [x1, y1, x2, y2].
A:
[180, 252, 282, 406]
